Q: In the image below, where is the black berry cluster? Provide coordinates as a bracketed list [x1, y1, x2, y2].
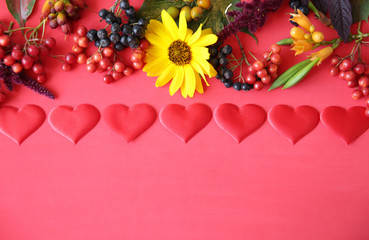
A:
[209, 45, 254, 91]
[86, 0, 146, 51]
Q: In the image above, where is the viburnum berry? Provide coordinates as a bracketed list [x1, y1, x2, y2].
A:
[65, 53, 77, 64]
[76, 25, 88, 37]
[362, 88, 369, 96]
[21, 55, 34, 70]
[344, 71, 356, 81]
[113, 61, 126, 73]
[0, 35, 10, 47]
[99, 58, 112, 70]
[11, 49, 23, 60]
[270, 44, 281, 54]
[72, 44, 84, 54]
[44, 37, 56, 49]
[252, 60, 264, 71]
[111, 71, 123, 80]
[261, 75, 271, 84]
[123, 67, 134, 76]
[139, 39, 149, 50]
[270, 53, 281, 65]
[339, 59, 353, 71]
[358, 76, 369, 88]
[32, 63, 44, 74]
[77, 53, 87, 64]
[27, 45, 40, 58]
[132, 61, 144, 70]
[36, 74, 46, 83]
[102, 47, 114, 57]
[12, 63, 23, 73]
[329, 66, 339, 77]
[93, 52, 102, 62]
[103, 74, 114, 84]
[347, 80, 357, 88]
[352, 89, 363, 100]
[253, 81, 264, 91]
[338, 71, 346, 80]
[130, 52, 142, 63]
[61, 62, 72, 72]
[86, 63, 97, 73]
[4, 55, 15, 66]
[78, 37, 89, 48]
[256, 69, 268, 78]
[330, 55, 340, 66]
[353, 63, 365, 75]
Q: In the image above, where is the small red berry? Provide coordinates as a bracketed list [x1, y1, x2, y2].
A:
[123, 67, 134, 76]
[72, 44, 84, 54]
[267, 63, 278, 74]
[65, 53, 77, 64]
[78, 36, 89, 48]
[102, 47, 114, 57]
[44, 37, 56, 49]
[139, 39, 149, 50]
[131, 52, 142, 63]
[329, 66, 339, 77]
[132, 61, 144, 70]
[354, 63, 365, 75]
[270, 44, 281, 54]
[12, 63, 23, 73]
[36, 74, 46, 83]
[86, 63, 97, 73]
[4, 55, 15, 66]
[330, 55, 340, 66]
[247, 65, 256, 75]
[11, 49, 23, 60]
[362, 88, 369, 96]
[21, 55, 34, 70]
[39, 44, 50, 56]
[93, 52, 102, 62]
[27, 45, 40, 58]
[252, 60, 264, 71]
[76, 25, 87, 37]
[0, 35, 10, 47]
[256, 69, 268, 78]
[113, 61, 126, 73]
[32, 63, 44, 74]
[253, 81, 264, 91]
[261, 75, 271, 84]
[245, 74, 256, 84]
[103, 74, 114, 84]
[77, 53, 87, 64]
[344, 71, 356, 81]
[358, 76, 369, 88]
[0, 48, 5, 60]
[352, 89, 363, 100]
[338, 71, 346, 80]
[339, 59, 352, 71]
[99, 58, 112, 70]
[61, 62, 72, 72]
[111, 71, 123, 80]
[270, 53, 281, 65]
[347, 80, 357, 88]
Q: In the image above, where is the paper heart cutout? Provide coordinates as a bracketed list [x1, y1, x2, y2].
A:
[214, 103, 266, 143]
[0, 105, 45, 145]
[268, 105, 320, 144]
[48, 104, 100, 144]
[103, 104, 156, 142]
[159, 103, 212, 143]
[321, 106, 369, 144]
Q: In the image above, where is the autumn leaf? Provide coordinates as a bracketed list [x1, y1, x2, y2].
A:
[6, 0, 37, 27]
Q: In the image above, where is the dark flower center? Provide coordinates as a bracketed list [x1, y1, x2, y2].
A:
[168, 40, 191, 66]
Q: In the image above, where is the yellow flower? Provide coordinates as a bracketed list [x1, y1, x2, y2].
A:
[309, 46, 333, 65]
[291, 39, 313, 55]
[290, 9, 314, 33]
[143, 10, 218, 98]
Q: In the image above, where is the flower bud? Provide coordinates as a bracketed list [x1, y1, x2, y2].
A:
[290, 9, 313, 32]
[57, 12, 67, 25]
[291, 40, 313, 55]
[309, 47, 333, 65]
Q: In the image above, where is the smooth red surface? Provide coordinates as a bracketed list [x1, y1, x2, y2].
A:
[1, 1, 369, 240]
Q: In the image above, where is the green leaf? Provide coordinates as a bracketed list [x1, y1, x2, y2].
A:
[240, 28, 258, 44]
[6, 0, 37, 27]
[282, 58, 319, 89]
[137, 0, 240, 34]
[350, 0, 369, 23]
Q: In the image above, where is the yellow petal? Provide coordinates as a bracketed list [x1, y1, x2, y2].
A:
[188, 24, 203, 46]
[155, 63, 177, 87]
[190, 34, 218, 47]
[194, 71, 204, 93]
[161, 10, 178, 41]
[147, 19, 173, 41]
[143, 56, 169, 76]
[169, 66, 184, 96]
[190, 60, 206, 81]
[191, 46, 210, 60]
[145, 45, 168, 57]
[180, 75, 188, 98]
[201, 28, 213, 36]
[185, 29, 193, 42]
[178, 10, 187, 41]
[184, 64, 196, 97]
[145, 32, 171, 48]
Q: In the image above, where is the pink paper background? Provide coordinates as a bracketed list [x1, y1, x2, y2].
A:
[1, 1, 369, 239]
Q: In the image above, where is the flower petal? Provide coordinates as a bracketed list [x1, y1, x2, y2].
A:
[180, 75, 188, 98]
[201, 28, 213, 36]
[147, 19, 173, 41]
[145, 32, 171, 48]
[185, 29, 193, 42]
[178, 10, 187, 41]
[161, 10, 178, 41]
[190, 33, 218, 47]
[155, 63, 177, 87]
[143, 56, 170, 76]
[190, 59, 206, 81]
[169, 66, 184, 96]
[194, 71, 204, 94]
[191, 46, 210, 60]
[188, 24, 203, 46]
[145, 45, 168, 57]
[184, 64, 196, 97]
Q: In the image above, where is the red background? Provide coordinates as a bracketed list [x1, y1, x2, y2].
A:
[1, 1, 369, 239]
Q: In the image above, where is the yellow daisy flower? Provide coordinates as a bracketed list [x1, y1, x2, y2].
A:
[143, 10, 218, 98]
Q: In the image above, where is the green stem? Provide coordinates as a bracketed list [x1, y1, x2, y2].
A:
[308, 1, 320, 18]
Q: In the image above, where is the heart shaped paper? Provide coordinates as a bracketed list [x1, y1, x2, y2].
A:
[159, 103, 212, 143]
[214, 103, 266, 143]
[321, 106, 369, 144]
[48, 104, 100, 144]
[0, 105, 45, 145]
[268, 105, 320, 144]
[103, 104, 156, 142]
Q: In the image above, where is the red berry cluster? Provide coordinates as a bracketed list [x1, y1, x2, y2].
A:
[0, 26, 56, 103]
[61, 25, 149, 84]
[329, 56, 369, 116]
[245, 44, 282, 91]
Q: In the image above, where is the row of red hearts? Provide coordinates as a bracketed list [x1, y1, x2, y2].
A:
[0, 103, 368, 145]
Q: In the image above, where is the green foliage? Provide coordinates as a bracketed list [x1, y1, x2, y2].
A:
[350, 0, 369, 23]
[5, 0, 37, 27]
[137, 0, 240, 34]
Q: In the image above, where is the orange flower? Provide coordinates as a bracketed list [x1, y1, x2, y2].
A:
[290, 9, 314, 33]
[309, 47, 333, 65]
[291, 39, 313, 55]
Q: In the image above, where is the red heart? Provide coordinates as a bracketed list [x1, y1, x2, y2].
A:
[103, 104, 156, 142]
[0, 105, 45, 145]
[321, 106, 369, 144]
[48, 104, 100, 144]
[159, 103, 212, 143]
[268, 105, 320, 144]
[214, 104, 266, 143]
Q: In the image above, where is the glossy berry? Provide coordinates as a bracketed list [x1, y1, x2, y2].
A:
[72, 44, 84, 54]
[253, 81, 264, 91]
[344, 71, 356, 81]
[44, 37, 56, 49]
[362, 88, 369, 96]
[21, 55, 34, 69]
[130, 52, 142, 63]
[347, 80, 357, 88]
[270, 53, 281, 65]
[97, 29, 108, 39]
[99, 9, 109, 19]
[132, 61, 144, 70]
[191, 7, 203, 21]
[125, 6, 136, 17]
[330, 55, 340, 65]
[221, 45, 232, 55]
[181, 6, 192, 22]
[358, 76, 369, 88]
[110, 33, 120, 43]
[252, 60, 264, 71]
[270, 44, 281, 54]
[36, 74, 46, 83]
[0, 48, 5, 60]
[0, 34, 10, 47]
[86, 63, 97, 73]
[3, 55, 15, 66]
[233, 82, 241, 91]
[245, 74, 256, 84]
[329, 66, 339, 77]
[111, 71, 123, 80]
[99, 58, 112, 70]
[100, 38, 111, 48]
[103, 74, 114, 84]
[65, 53, 77, 64]
[113, 61, 126, 72]
[61, 62, 72, 72]
[11, 49, 23, 60]
[354, 63, 365, 75]
[132, 25, 145, 38]
[27, 45, 40, 58]
[103, 47, 114, 57]
[123, 67, 134, 76]
[77, 53, 87, 64]
[87, 29, 98, 42]
[12, 63, 23, 73]
[139, 39, 150, 50]
[223, 69, 233, 80]
[77, 25, 87, 37]
[352, 89, 363, 100]
[339, 59, 353, 72]
[167, 6, 180, 19]
[119, 0, 130, 10]
[78, 37, 89, 48]
[32, 63, 44, 74]
[197, 0, 211, 10]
